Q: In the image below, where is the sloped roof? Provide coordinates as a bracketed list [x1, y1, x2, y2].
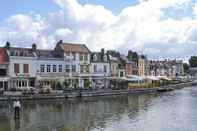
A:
[36, 49, 62, 59]
[0, 48, 9, 64]
[120, 55, 133, 64]
[9, 47, 35, 57]
[59, 43, 91, 53]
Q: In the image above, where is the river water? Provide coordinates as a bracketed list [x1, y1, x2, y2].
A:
[0, 87, 197, 131]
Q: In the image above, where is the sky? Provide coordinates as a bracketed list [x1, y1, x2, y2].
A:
[0, 0, 197, 60]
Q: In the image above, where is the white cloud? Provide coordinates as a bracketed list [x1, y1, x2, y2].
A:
[193, 3, 197, 16]
[0, 0, 197, 59]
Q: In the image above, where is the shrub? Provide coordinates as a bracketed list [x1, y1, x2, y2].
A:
[84, 79, 91, 89]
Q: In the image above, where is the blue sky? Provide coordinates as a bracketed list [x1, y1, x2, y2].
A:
[0, 0, 197, 60]
[0, 0, 139, 20]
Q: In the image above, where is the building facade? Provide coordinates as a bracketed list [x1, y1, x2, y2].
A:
[149, 60, 184, 78]
[0, 47, 9, 91]
[91, 49, 110, 89]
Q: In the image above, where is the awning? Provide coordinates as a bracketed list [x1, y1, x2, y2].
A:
[157, 76, 172, 81]
[126, 75, 145, 81]
[146, 76, 160, 81]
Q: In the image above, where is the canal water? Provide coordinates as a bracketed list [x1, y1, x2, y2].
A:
[0, 87, 197, 131]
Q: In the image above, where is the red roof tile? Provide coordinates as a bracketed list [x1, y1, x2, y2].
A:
[60, 43, 90, 53]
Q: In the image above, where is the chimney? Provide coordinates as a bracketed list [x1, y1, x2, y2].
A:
[101, 48, 105, 55]
[58, 40, 63, 44]
[101, 48, 105, 61]
[5, 41, 10, 49]
[32, 43, 37, 51]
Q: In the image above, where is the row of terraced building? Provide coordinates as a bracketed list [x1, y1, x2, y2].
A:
[0, 40, 184, 90]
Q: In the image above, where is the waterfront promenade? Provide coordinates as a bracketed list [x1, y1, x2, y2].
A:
[0, 82, 194, 101]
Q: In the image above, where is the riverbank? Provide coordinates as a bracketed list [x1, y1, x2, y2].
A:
[0, 82, 195, 101]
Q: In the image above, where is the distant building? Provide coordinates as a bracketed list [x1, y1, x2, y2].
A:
[149, 60, 184, 78]
[119, 55, 133, 76]
[90, 49, 110, 89]
[138, 55, 149, 77]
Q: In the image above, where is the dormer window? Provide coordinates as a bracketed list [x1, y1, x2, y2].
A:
[93, 54, 97, 61]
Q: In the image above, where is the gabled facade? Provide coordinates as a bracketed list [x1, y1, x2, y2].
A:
[90, 49, 110, 88]
[138, 55, 149, 77]
[55, 40, 91, 88]
[6, 42, 37, 89]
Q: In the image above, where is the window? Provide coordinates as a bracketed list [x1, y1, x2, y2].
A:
[47, 65, 51, 72]
[94, 65, 97, 72]
[19, 51, 23, 56]
[80, 65, 83, 73]
[81, 65, 89, 73]
[65, 65, 70, 73]
[53, 65, 56, 72]
[72, 53, 76, 60]
[11, 51, 14, 56]
[120, 71, 124, 77]
[14, 63, 19, 73]
[104, 65, 107, 73]
[18, 81, 21, 87]
[15, 52, 18, 56]
[58, 65, 62, 72]
[80, 54, 83, 61]
[22, 81, 27, 87]
[93, 54, 97, 61]
[72, 65, 76, 72]
[84, 54, 88, 61]
[23, 64, 29, 73]
[40, 65, 45, 72]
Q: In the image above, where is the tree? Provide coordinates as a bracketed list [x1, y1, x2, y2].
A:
[64, 79, 71, 89]
[84, 79, 91, 89]
[127, 50, 138, 62]
[183, 63, 189, 73]
[56, 81, 62, 90]
[107, 50, 120, 57]
[189, 56, 197, 67]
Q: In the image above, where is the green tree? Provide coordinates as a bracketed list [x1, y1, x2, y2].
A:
[189, 56, 197, 67]
[183, 63, 189, 73]
[56, 81, 62, 90]
[51, 81, 56, 89]
[84, 79, 91, 89]
[64, 79, 71, 89]
[127, 50, 138, 62]
[107, 50, 120, 57]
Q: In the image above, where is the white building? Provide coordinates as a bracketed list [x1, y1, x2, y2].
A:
[90, 49, 110, 89]
[6, 43, 37, 89]
[54, 40, 92, 88]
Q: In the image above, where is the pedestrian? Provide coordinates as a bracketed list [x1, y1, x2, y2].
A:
[13, 100, 21, 119]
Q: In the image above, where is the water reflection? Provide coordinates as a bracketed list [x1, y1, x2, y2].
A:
[0, 87, 196, 131]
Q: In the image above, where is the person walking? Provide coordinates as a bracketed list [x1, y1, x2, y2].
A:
[13, 100, 21, 119]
